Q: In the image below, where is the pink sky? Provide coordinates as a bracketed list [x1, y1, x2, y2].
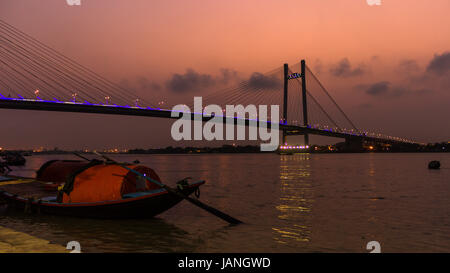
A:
[0, 0, 449, 149]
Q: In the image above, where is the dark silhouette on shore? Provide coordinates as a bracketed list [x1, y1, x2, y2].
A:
[3, 142, 449, 155]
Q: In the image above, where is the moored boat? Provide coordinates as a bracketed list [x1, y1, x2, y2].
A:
[428, 160, 441, 170]
[0, 152, 26, 166]
[0, 160, 204, 219]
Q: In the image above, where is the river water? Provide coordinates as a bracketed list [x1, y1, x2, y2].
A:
[1, 153, 449, 253]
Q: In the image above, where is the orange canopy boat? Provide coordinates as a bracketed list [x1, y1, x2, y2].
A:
[0, 159, 204, 219]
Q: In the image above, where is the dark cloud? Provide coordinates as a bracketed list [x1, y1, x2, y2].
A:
[365, 81, 390, 96]
[166, 69, 280, 92]
[394, 53, 450, 96]
[165, 68, 240, 93]
[426, 52, 450, 75]
[247, 72, 281, 90]
[329, 58, 365, 77]
[357, 81, 432, 98]
[165, 69, 215, 93]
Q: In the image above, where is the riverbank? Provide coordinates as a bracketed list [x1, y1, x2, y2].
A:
[0, 225, 68, 253]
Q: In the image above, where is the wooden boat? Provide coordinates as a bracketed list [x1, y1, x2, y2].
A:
[0, 160, 204, 219]
[0, 152, 26, 166]
[428, 160, 441, 170]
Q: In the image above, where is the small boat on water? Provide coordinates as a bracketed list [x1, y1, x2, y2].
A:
[0, 159, 204, 219]
[0, 152, 26, 166]
[428, 160, 441, 170]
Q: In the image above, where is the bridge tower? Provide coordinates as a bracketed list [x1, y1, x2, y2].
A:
[300, 59, 309, 146]
[282, 60, 309, 146]
[283, 64, 289, 145]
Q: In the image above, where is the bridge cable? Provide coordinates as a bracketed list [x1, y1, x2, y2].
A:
[305, 65, 359, 132]
[0, 25, 135, 106]
[0, 19, 156, 107]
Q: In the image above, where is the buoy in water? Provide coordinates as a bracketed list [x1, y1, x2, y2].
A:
[133, 159, 140, 164]
[428, 160, 441, 169]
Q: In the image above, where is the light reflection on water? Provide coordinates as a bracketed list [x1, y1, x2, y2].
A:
[273, 154, 312, 244]
[1, 153, 450, 252]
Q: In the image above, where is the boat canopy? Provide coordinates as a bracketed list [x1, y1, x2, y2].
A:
[36, 160, 93, 183]
[36, 160, 162, 203]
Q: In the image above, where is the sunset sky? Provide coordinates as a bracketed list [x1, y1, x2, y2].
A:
[0, 0, 449, 149]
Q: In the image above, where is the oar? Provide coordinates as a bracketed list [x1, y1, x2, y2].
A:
[87, 151, 242, 225]
[72, 152, 90, 161]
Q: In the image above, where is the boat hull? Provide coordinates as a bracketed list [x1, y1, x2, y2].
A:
[0, 182, 203, 219]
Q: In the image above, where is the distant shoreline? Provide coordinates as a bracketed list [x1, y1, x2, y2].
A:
[3, 142, 449, 155]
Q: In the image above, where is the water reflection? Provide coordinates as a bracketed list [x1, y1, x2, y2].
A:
[0, 208, 196, 252]
[3, 153, 450, 252]
[273, 154, 313, 245]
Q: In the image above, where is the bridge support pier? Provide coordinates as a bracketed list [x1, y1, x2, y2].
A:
[344, 137, 364, 152]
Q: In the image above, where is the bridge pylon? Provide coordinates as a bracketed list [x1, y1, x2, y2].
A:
[282, 63, 289, 145]
[282, 60, 309, 147]
[300, 59, 309, 146]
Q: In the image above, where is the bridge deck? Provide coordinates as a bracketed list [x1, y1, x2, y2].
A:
[0, 98, 419, 145]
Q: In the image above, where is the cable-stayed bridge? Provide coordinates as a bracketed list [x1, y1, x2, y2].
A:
[0, 19, 421, 149]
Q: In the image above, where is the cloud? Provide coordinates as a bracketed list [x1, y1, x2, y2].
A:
[125, 68, 281, 95]
[329, 58, 365, 77]
[365, 81, 390, 96]
[165, 69, 215, 93]
[426, 52, 450, 75]
[247, 72, 281, 90]
[394, 53, 450, 96]
[165, 68, 240, 93]
[357, 81, 432, 98]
